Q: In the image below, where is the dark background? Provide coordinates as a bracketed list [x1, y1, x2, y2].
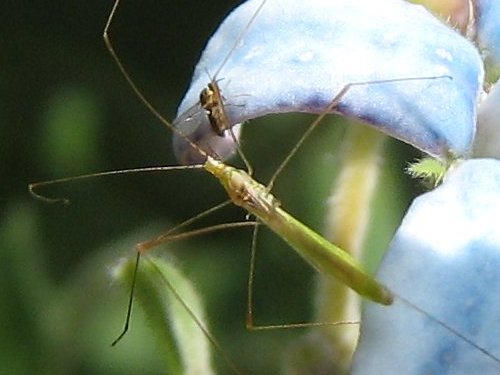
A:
[2, 1, 420, 373]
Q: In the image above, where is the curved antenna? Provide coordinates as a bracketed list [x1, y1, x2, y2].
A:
[29, 164, 203, 204]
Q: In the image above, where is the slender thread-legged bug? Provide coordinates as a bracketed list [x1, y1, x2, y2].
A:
[28, 0, 500, 372]
[97, 0, 394, 342]
[29, 0, 389, 345]
[101, 2, 500, 368]
[102, 0, 500, 366]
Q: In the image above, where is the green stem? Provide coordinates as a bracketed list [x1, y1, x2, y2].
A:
[316, 122, 387, 372]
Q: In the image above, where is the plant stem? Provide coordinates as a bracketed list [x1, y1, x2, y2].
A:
[316, 122, 387, 372]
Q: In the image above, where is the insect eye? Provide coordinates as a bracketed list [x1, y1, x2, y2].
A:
[199, 88, 209, 104]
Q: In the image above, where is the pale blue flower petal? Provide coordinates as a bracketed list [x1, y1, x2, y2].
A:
[352, 159, 500, 374]
[476, 0, 500, 77]
[474, 81, 500, 157]
[173, 0, 483, 164]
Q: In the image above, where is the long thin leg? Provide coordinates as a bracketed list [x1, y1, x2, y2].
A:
[245, 223, 359, 331]
[111, 251, 141, 346]
[113, 221, 258, 346]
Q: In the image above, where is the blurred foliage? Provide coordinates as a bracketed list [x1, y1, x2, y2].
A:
[2, 0, 425, 374]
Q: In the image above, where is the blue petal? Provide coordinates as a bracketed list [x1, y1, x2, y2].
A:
[173, 0, 483, 164]
[476, 0, 500, 77]
[474, 81, 500, 157]
[352, 159, 500, 374]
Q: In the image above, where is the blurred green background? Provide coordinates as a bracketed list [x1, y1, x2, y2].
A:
[2, 1, 423, 374]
